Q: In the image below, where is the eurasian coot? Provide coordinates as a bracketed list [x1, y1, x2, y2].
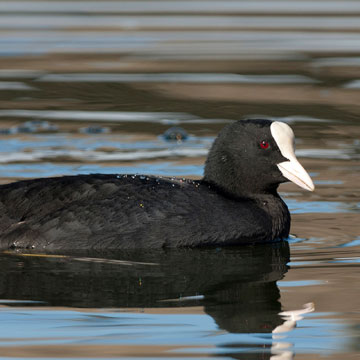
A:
[0, 119, 314, 250]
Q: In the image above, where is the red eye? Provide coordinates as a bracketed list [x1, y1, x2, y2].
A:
[260, 140, 269, 149]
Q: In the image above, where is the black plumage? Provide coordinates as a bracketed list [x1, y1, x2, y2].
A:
[0, 119, 304, 250]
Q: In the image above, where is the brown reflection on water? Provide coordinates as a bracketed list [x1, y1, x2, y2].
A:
[0, 344, 211, 358]
[135, 83, 360, 110]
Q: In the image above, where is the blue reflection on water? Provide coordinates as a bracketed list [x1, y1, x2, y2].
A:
[337, 237, 360, 248]
[286, 199, 359, 214]
[0, 162, 204, 178]
[278, 280, 324, 287]
[0, 308, 350, 357]
[0, 134, 212, 152]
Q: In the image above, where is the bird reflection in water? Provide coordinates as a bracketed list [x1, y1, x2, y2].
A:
[0, 241, 313, 359]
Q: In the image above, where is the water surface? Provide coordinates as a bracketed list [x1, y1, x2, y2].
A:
[0, 1, 359, 359]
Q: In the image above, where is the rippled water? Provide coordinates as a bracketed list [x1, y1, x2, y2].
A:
[0, 1, 359, 359]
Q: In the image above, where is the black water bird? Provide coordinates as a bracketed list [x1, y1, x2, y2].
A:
[0, 119, 314, 250]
